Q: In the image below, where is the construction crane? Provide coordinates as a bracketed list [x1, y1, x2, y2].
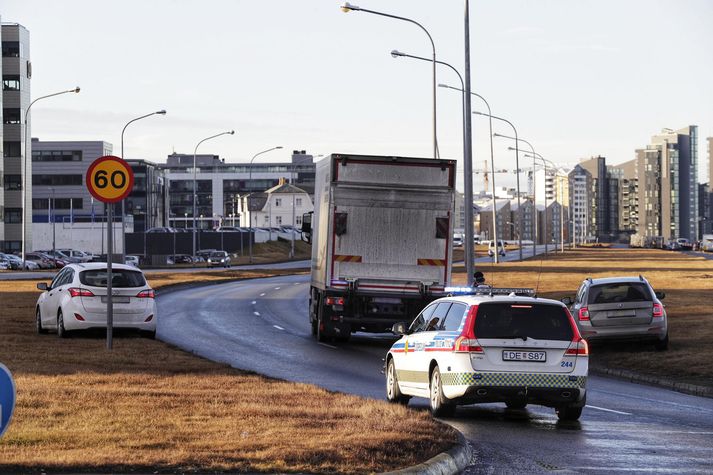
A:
[473, 160, 510, 192]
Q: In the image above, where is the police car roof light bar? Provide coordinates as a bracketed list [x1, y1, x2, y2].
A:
[444, 286, 536, 297]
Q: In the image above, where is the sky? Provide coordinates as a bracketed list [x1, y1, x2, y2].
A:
[2, 0, 712, 191]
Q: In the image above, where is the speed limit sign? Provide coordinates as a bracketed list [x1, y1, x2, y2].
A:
[85, 155, 134, 350]
[86, 155, 134, 203]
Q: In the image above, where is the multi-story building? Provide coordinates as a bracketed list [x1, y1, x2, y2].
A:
[124, 159, 167, 232]
[613, 127, 699, 241]
[31, 139, 113, 223]
[476, 199, 510, 241]
[1, 21, 31, 252]
[579, 156, 619, 242]
[568, 165, 593, 244]
[508, 198, 534, 242]
[239, 179, 313, 229]
[163, 150, 316, 229]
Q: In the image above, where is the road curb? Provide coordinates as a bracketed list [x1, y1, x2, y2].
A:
[591, 365, 713, 399]
[382, 430, 472, 475]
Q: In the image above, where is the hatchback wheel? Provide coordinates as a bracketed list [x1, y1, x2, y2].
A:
[57, 310, 68, 339]
[36, 308, 48, 334]
[654, 333, 669, 351]
[429, 366, 455, 417]
[386, 359, 410, 405]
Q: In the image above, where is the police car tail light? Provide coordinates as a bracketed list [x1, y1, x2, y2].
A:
[652, 303, 664, 318]
[454, 336, 483, 353]
[578, 307, 590, 321]
[68, 287, 95, 298]
[565, 338, 589, 356]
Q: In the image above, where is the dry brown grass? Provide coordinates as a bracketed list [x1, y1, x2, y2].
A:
[0, 272, 456, 473]
[453, 247, 713, 387]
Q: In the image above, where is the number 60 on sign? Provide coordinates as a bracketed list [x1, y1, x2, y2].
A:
[86, 155, 134, 203]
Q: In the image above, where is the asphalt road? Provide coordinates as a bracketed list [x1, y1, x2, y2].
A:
[157, 274, 713, 474]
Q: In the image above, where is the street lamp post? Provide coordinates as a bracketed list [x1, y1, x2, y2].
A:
[341, 2, 438, 159]
[391, 51, 482, 268]
[120, 109, 166, 263]
[493, 133, 536, 257]
[247, 146, 283, 263]
[522, 152, 558, 255]
[22, 87, 80, 266]
[193, 130, 235, 263]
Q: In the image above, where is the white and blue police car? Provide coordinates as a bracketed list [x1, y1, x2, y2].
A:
[385, 286, 589, 421]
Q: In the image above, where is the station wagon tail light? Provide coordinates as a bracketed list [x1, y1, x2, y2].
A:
[653, 303, 664, 318]
[68, 287, 94, 298]
[578, 307, 590, 321]
[454, 304, 483, 353]
[565, 338, 589, 356]
[325, 296, 344, 306]
[136, 289, 155, 299]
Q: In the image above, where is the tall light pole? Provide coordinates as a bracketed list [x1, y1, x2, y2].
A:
[120, 109, 166, 263]
[493, 133, 536, 257]
[463, 0, 474, 284]
[247, 146, 283, 263]
[341, 2, 438, 159]
[472, 115, 524, 261]
[390, 51, 480, 264]
[22, 86, 80, 265]
[193, 130, 235, 262]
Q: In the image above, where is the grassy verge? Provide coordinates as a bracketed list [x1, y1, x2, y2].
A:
[0, 269, 457, 474]
[453, 247, 713, 389]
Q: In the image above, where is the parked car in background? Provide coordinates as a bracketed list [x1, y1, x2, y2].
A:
[172, 254, 193, 264]
[196, 249, 217, 261]
[0, 253, 21, 270]
[563, 276, 668, 350]
[25, 252, 56, 269]
[206, 251, 231, 267]
[215, 226, 242, 232]
[488, 240, 506, 257]
[675, 238, 693, 251]
[453, 235, 464, 248]
[42, 250, 81, 264]
[125, 255, 140, 267]
[35, 263, 157, 338]
[0, 255, 10, 270]
[146, 227, 177, 233]
[59, 249, 93, 263]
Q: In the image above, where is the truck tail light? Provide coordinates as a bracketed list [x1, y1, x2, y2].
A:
[454, 305, 483, 353]
[565, 338, 589, 356]
[325, 296, 344, 306]
[68, 287, 94, 298]
[653, 303, 664, 318]
[578, 307, 590, 321]
[136, 289, 155, 299]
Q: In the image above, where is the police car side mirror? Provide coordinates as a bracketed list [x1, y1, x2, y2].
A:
[391, 322, 407, 336]
[561, 296, 574, 306]
[655, 291, 665, 300]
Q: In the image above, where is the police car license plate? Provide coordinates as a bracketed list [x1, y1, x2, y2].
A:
[502, 350, 546, 362]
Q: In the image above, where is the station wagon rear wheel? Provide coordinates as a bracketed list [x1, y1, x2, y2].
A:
[429, 366, 455, 417]
[386, 358, 410, 405]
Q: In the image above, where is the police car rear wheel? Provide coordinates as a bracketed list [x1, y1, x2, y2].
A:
[506, 401, 527, 410]
[429, 366, 455, 417]
[386, 359, 410, 405]
[556, 403, 583, 421]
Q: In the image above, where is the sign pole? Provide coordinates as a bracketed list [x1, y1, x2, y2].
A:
[107, 204, 113, 350]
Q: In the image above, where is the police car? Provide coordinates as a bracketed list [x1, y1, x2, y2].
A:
[384, 286, 588, 420]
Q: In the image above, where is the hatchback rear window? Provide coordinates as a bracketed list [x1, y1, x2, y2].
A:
[474, 303, 573, 341]
[79, 269, 146, 288]
[588, 283, 652, 304]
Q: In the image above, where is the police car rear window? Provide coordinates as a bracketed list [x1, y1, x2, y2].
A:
[474, 303, 573, 341]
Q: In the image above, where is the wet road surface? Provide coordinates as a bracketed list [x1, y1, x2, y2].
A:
[157, 274, 713, 474]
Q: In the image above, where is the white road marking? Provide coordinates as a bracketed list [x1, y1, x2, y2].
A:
[585, 405, 632, 415]
[294, 282, 300, 285]
[251, 301, 257, 305]
[260, 293, 265, 297]
[253, 311, 260, 316]
[273, 325, 285, 331]
[567, 468, 709, 473]
[318, 342, 338, 349]
[274, 287, 281, 290]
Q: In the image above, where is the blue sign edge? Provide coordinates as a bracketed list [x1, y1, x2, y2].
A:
[0, 362, 16, 438]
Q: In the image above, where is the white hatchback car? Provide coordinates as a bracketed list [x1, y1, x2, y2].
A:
[385, 287, 589, 421]
[35, 263, 157, 338]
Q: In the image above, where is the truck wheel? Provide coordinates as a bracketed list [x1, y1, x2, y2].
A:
[310, 316, 317, 335]
[316, 305, 330, 342]
[429, 366, 455, 417]
[386, 358, 410, 405]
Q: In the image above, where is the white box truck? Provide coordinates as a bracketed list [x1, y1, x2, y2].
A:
[303, 153, 456, 342]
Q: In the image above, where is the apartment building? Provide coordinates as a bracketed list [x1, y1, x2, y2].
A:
[579, 156, 619, 242]
[1, 21, 31, 252]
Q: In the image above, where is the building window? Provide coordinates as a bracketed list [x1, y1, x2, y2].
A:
[32, 198, 83, 210]
[3, 141, 21, 158]
[32, 175, 83, 186]
[296, 215, 302, 226]
[32, 150, 83, 162]
[3, 108, 21, 124]
[276, 216, 282, 225]
[1, 42, 21, 57]
[264, 215, 269, 224]
[275, 198, 282, 207]
[4, 175, 21, 190]
[6, 208, 22, 224]
[2, 75, 20, 91]
[296, 198, 302, 206]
